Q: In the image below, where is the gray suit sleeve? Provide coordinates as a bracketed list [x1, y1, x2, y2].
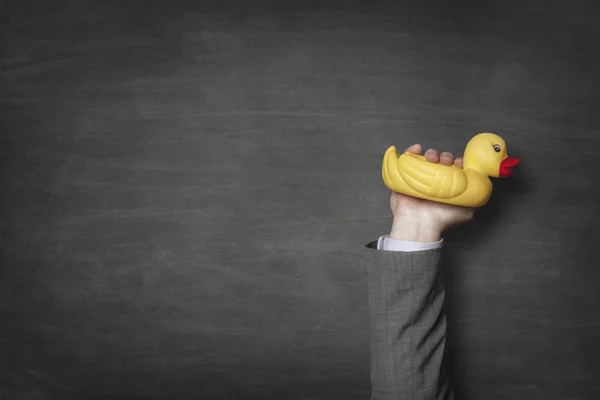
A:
[363, 241, 453, 400]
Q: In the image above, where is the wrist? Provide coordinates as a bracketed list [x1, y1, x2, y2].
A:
[389, 216, 443, 242]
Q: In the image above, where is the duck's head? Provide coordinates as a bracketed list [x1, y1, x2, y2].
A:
[463, 133, 520, 178]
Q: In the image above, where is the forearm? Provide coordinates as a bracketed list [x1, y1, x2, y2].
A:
[389, 216, 443, 243]
[365, 219, 453, 399]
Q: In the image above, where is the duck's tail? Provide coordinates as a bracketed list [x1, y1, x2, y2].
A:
[382, 146, 402, 192]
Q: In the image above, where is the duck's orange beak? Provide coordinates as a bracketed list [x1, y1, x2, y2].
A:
[499, 157, 520, 177]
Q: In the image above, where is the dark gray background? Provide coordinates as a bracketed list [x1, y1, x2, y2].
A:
[1, 0, 599, 399]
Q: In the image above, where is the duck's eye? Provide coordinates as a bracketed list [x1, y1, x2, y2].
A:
[493, 144, 501, 153]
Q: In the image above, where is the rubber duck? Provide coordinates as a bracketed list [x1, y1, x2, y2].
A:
[382, 133, 520, 207]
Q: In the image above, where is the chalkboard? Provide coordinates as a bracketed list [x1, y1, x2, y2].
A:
[1, 1, 599, 399]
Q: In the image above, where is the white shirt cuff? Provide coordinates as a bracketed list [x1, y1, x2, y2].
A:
[377, 235, 444, 252]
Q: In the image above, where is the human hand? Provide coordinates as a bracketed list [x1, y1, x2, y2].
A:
[389, 144, 476, 242]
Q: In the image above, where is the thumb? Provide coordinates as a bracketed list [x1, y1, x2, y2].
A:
[404, 144, 422, 154]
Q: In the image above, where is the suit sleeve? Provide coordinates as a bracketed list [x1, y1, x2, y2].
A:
[363, 241, 453, 400]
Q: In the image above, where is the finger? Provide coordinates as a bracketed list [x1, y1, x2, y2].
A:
[424, 148, 439, 163]
[439, 151, 454, 166]
[454, 157, 464, 168]
[404, 144, 422, 154]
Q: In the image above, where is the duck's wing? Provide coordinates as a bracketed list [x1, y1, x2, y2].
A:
[396, 152, 468, 199]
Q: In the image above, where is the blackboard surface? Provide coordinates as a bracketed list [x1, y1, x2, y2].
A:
[1, 1, 599, 399]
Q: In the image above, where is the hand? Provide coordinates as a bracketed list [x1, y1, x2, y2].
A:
[389, 144, 476, 242]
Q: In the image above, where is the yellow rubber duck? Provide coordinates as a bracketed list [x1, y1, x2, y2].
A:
[382, 133, 520, 207]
